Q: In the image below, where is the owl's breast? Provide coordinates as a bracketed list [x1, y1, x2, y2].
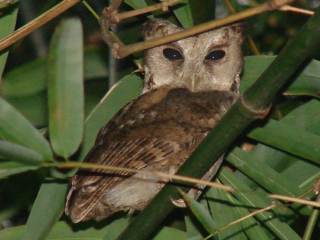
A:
[153, 88, 237, 128]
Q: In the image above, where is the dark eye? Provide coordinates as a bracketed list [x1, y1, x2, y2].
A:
[163, 48, 183, 60]
[205, 50, 225, 61]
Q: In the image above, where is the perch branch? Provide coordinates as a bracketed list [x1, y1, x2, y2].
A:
[50, 161, 320, 208]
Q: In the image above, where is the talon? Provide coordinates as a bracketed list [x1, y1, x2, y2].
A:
[171, 197, 187, 208]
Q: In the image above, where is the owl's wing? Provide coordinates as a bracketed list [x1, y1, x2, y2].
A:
[66, 137, 181, 223]
[65, 88, 191, 223]
[65, 87, 235, 223]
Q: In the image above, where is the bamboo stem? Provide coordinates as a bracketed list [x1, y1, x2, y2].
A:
[0, 0, 81, 52]
[115, 0, 293, 58]
[115, 5, 320, 240]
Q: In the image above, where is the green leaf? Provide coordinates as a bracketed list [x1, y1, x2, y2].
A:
[1, 58, 47, 98]
[281, 161, 320, 194]
[0, 97, 52, 160]
[154, 227, 186, 240]
[5, 79, 107, 128]
[0, 219, 185, 240]
[185, 216, 203, 240]
[48, 18, 84, 158]
[5, 92, 48, 127]
[180, 190, 217, 234]
[282, 100, 320, 135]
[0, 161, 39, 179]
[206, 188, 247, 240]
[241, 56, 320, 98]
[124, 0, 148, 9]
[224, 194, 270, 240]
[285, 60, 320, 98]
[0, 140, 44, 165]
[2, 47, 108, 98]
[227, 148, 302, 196]
[0, 219, 124, 240]
[0, 5, 18, 79]
[248, 142, 299, 172]
[248, 119, 320, 165]
[78, 73, 143, 160]
[220, 169, 301, 240]
[173, 0, 194, 28]
[188, 0, 215, 25]
[84, 47, 108, 79]
[21, 181, 68, 240]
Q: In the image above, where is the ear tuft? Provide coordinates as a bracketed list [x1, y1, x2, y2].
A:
[228, 22, 245, 43]
[142, 19, 182, 40]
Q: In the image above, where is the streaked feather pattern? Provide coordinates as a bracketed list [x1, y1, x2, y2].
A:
[65, 87, 236, 222]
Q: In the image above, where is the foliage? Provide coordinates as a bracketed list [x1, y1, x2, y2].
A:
[0, 1, 320, 240]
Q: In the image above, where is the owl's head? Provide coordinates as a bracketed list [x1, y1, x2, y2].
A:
[143, 19, 244, 93]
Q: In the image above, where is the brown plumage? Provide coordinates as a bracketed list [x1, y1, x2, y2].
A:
[65, 19, 243, 223]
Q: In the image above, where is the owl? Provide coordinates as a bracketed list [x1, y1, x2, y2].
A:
[65, 19, 244, 223]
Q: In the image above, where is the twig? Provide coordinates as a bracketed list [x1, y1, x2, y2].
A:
[0, 0, 81, 52]
[51, 161, 234, 193]
[49, 161, 320, 209]
[113, 0, 294, 58]
[270, 194, 320, 208]
[280, 5, 314, 16]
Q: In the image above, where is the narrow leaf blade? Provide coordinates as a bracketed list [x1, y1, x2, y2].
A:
[0, 97, 52, 160]
[21, 182, 68, 240]
[0, 5, 18, 78]
[0, 140, 44, 165]
[48, 18, 84, 158]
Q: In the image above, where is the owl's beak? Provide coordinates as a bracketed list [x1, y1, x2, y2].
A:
[188, 67, 201, 92]
[181, 61, 201, 92]
[190, 76, 196, 92]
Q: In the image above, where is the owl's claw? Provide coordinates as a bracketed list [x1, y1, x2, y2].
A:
[171, 197, 187, 208]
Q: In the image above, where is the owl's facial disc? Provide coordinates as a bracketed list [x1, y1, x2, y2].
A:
[143, 19, 243, 93]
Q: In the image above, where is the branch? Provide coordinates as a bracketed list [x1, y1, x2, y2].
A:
[115, 5, 320, 240]
[280, 5, 314, 16]
[0, 0, 81, 52]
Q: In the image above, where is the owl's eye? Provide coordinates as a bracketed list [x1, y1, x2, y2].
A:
[205, 50, 225, 61]
[163, 48, 183, 61]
